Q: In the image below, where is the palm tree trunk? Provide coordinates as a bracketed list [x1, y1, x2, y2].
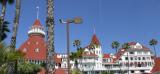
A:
[46, 0, 55, 73]
[0, 0, 6, 19]
[0, 0, 7, 42]
[153, 46, 157, 57]
[10, 0, 21, 74]
[10, 0, 21, 50]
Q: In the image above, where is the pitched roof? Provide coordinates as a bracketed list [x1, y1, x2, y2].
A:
[103, 54, 110, 58]
[55, 68, 66, 74]
[54, 54, 62, 64]
[19, 35, 47, 60]
[91, 34, 100, 45]
[151, 57, 160, 73]
[32, 19, 42, 27]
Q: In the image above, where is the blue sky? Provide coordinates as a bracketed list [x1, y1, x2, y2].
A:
[2, 0, 160, 56]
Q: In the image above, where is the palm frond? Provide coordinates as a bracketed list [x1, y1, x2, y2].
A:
[7, 0, 14, 4]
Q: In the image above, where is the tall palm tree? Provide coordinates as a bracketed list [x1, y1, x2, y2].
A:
[0, 0, 14, 42]
[149, 39, 158, 57]
[0, 20, 9, 42]
[73, 40, 81, 49]
[8, 0, 21, 73]
[111, 41, 120, 53]
[111, 41, 121, 73]
[0, 0, 14, 19]
[46, 0, 55, 73]
[122, 43, 130, 74]
[72, 40, 83, 69]
[10, 0, 21, 50]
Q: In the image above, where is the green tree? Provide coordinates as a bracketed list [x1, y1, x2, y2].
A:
[0, 0, 14, 42]
[149, 39, 158, 57]
[0, 42, 24, 74]
[72, 40, 84, 69]
[111, 41, 121, 73]
[0, 20, 9, 42]
[46, 0, 55, 73]
[111, 41, 120, 53]
[122, 43, 130, 74]
[17, 62, 41, 74]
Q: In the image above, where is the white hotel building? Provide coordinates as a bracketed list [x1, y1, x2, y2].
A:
[55, 34, 155, 74]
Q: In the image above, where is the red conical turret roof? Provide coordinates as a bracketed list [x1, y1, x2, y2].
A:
[32, 19, 42, 27]
[91, 34, 101, 45]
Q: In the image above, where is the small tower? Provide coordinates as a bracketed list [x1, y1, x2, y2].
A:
[91, 24, 102, 58]
[19, 6, 47, 65]
[91, 34, 102, 57]
[28, 20, 45, 37]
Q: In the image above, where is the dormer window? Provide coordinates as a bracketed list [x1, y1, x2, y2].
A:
[35, 48, 40, 52]
[134, 43, 142, 49]
[23, 48, 27, 52]
[36, 42, 39, 45]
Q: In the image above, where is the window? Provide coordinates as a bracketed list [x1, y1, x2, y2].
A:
[23, 48, 27, 52]
[131, 70, 134, 73]
[147, 57, 150, 60]
[138, 57, 141, 60]
[125, 57, 128, 60]
[35, 48, 40, 52]
[130, 57, 133, 60]
[140, 70, 145, 73]
[119, 58, 122, 60]
[129, 52, 134, 54]
[135, 57, 137, 60]
[142, 57, 145, 60]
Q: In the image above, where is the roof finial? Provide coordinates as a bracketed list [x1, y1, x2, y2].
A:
[36, 6, 39, 19]
[93, 24, 96, 34]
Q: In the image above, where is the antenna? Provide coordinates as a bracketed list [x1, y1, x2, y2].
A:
[36, 6, 39, 19]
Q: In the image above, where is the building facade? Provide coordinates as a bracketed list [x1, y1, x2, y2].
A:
[18, 19, 156, 74]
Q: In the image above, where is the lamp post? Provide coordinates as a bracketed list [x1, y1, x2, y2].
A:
[59, 17, 82, 74]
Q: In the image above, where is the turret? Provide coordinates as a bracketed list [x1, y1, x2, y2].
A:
[28, 20, 45, 37]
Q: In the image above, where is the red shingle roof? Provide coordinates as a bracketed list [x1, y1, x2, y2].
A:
[151, 57, 160, 73]
[55, 68, 66, 74]
[103, 54, 110, 58]
[32, 19, 42, 27]
[19, 35, 47, 60]
[91, 34, 100, 45]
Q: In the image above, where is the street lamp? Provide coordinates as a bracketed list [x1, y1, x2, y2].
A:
[59, 17, 82, 74]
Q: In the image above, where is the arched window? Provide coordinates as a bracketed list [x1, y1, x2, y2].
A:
[35, 48, 40, 52]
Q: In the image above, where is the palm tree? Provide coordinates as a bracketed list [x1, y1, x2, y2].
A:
[17, 62, 41, 74]
[122, 43, 130, 74]
[0, 20, 9, 42]
[10, 0, 21, 50]
[149, 39, 158, 57]
[46, 0, 55, 73]
[111, 41, 120, 53]
[0, 0, 14, 42]
[111, 41, 121, 73]
[73, 40, 81, 49]
[0, 42, 24, 74]
[8, 0, 21, 73]
[72, 40, 83, 69]
[0, 0, 14, 18]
